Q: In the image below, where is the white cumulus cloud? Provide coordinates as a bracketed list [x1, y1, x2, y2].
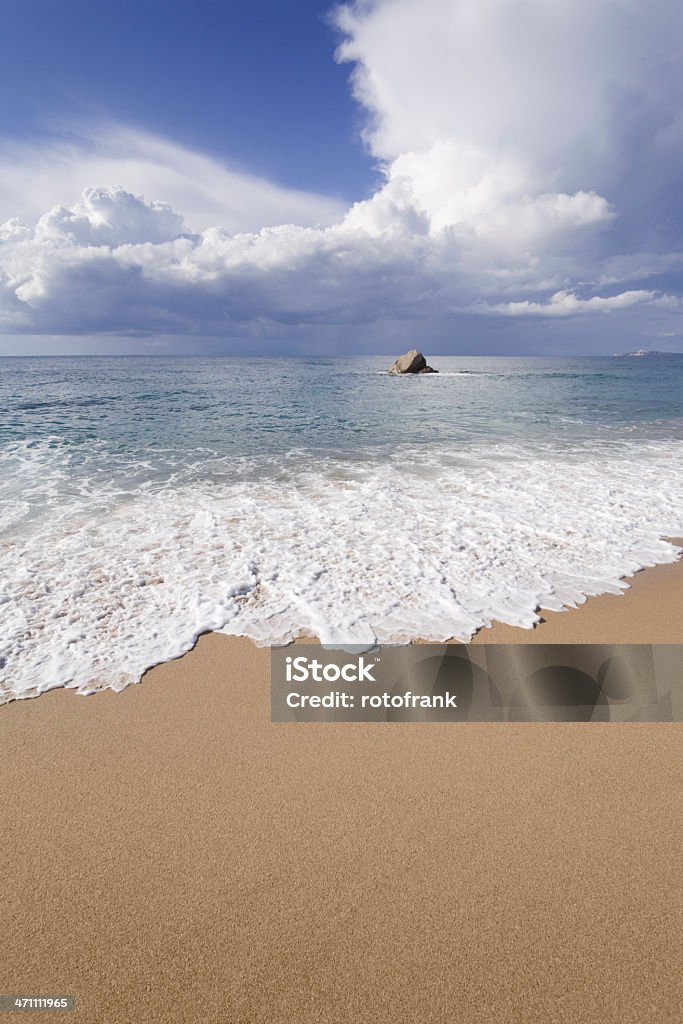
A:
[480, 289, 662, 317]
[1, 0, 682, 349]
[33, 186, 185, 247]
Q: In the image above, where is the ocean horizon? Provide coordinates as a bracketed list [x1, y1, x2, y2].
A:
[2, 353, 683, 702]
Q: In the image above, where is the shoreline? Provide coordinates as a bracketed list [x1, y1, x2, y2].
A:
[2, 543, 683, 708]
[470, 539, 683, 644]
[140, 538, 683, 685]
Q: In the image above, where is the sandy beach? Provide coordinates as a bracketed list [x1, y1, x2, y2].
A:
[3, 0, 683, 1016]
[2, 554, 682, 1023]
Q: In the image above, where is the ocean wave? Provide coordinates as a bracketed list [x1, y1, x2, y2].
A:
[1, 440, 682, 703]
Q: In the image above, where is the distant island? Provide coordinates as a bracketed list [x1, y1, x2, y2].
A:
[613, 348, 676, 357]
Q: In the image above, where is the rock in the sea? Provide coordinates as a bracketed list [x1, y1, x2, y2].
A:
[388, 349, 438, 374]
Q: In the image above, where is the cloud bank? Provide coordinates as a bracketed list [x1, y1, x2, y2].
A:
[0, 124, 346, 235]
[1, 0, 682, 350]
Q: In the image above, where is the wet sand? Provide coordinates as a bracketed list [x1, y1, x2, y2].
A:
[1, 553, 682, 1023]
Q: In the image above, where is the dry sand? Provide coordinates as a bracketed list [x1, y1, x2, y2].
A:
[2, 552, 682, 1023]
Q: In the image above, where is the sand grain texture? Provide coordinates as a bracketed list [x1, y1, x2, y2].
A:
[2, 557, 682, 1024]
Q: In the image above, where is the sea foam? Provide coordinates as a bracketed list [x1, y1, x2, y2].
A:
[1, 439, 682, 702]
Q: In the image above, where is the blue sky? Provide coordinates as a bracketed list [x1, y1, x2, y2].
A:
[1, 0, 682, 355]
[1, 0, 375, 201]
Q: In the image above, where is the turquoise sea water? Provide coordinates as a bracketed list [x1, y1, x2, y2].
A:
[2, 355, 683, 700]
[3, 355, 683, 454]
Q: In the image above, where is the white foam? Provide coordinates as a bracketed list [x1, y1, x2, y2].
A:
[1, 440, 682, 702]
